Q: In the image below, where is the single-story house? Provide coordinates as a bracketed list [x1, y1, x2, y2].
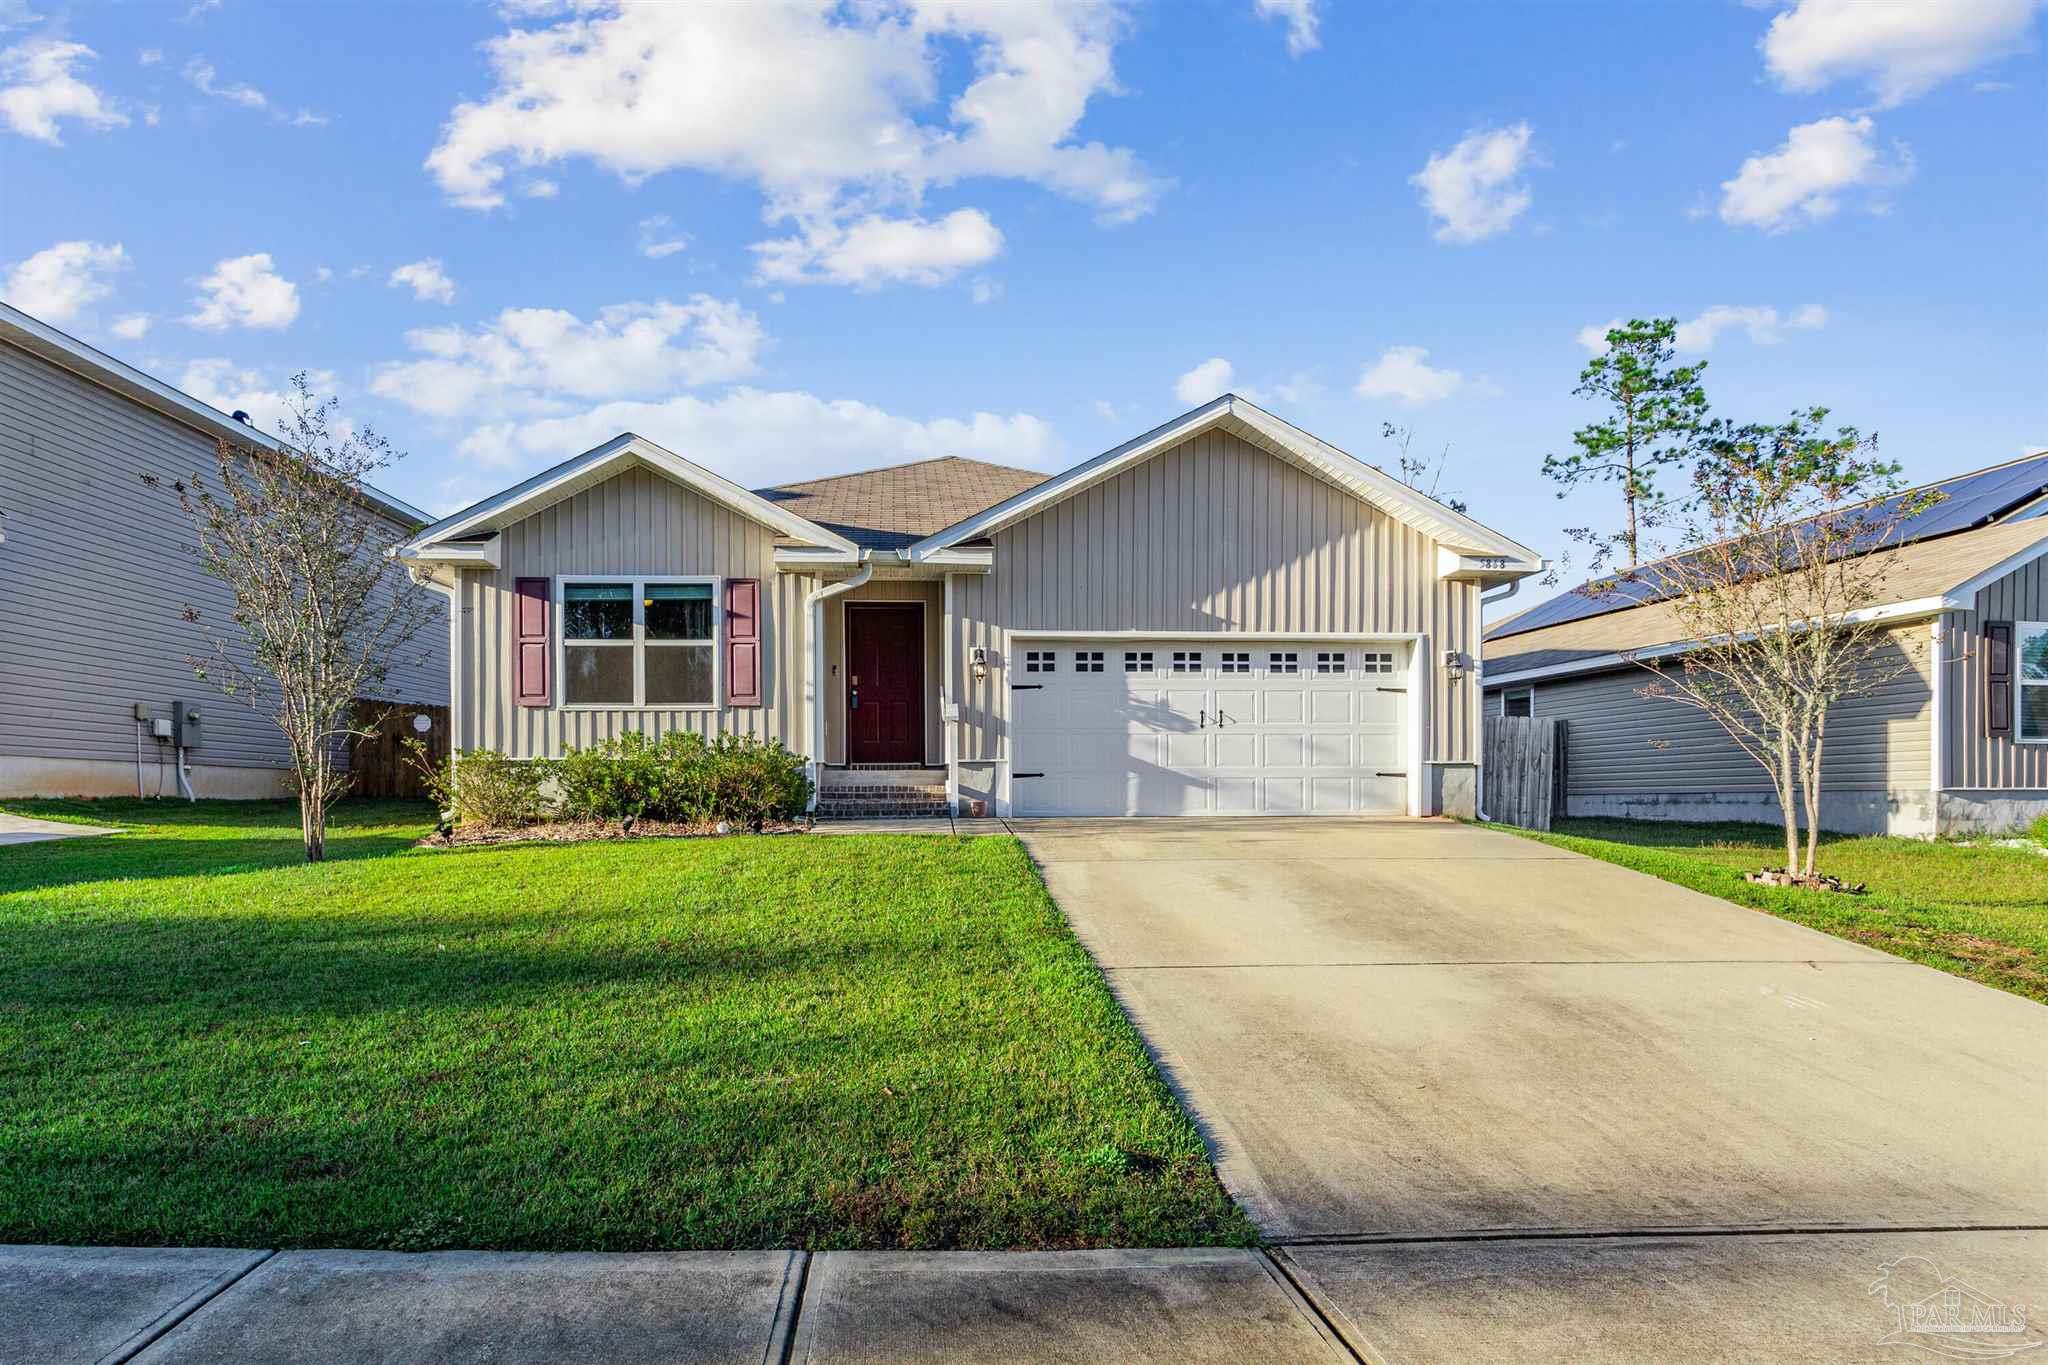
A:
[397, 396, 1544, 818]
[0, 302, 449, 798]
[1481, 453, 2048, 836]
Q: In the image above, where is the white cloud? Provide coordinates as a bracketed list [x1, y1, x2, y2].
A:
[753, 209, 1003, 288]
[1254, 0, 1321, 57]
[388, 258, 456, 304]
[1174, 357, 1235, 405]
[453, 387, 1062, 488]
[109, 311, 151, 340]
[522, 178, 559, 199]
[637, 215, 688, 259]
[1355, 346, 1467, 406]
[185, 252, 300, 330]
[1411, 122, 1535, 244]
[968, 274, 1001, 305]
[1718, 115, 1913, 232]
[370, 296, 766, 419]
[1761, 0, 2040, 108]
[1576, 305, 1830, 355]
[178, 358, 336, 436]
[183, 56, 264, 108]
[424, 3, 1163, 288]
[0, 38, 126, 143]
[1, 239, 128, 320]
[138, 48, 161, 65]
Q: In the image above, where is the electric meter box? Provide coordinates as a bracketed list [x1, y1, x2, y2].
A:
[172, 700, 202, 749]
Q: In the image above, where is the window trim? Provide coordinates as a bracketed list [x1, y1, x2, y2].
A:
[1501, 685, 1534, 718]
[556, 574, 721, 712]
[2019, 620, 2048, 744]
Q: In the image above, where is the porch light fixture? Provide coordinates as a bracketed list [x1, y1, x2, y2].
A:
[1443, 649, 1466, 682]
[971, 646, 988, 684]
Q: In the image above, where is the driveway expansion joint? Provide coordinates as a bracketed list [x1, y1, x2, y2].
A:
[103, 1247, 275, 1365]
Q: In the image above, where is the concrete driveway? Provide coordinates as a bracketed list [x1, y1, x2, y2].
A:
[1019, 817, 2048, 1355]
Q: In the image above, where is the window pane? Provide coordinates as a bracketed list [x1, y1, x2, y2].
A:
[646, 644, 713, 705]
[2022, 625, 2048, 682]
[565, 644, 633, 704]
[646, 582, 714, 641]
[564, 582, 632, 640]
[2021, 685, 2048, 742]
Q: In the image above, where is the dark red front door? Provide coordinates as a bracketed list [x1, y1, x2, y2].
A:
[846, 604, 925, 764]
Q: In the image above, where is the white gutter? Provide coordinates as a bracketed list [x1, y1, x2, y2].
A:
[803, 565, 872, 809]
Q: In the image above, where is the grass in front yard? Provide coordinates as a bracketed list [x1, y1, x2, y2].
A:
[0, 798, 1253, 1252]
[1492, 817, 2048, 1003]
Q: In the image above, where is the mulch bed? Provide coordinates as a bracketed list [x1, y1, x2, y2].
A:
[420, 818, 809, 848]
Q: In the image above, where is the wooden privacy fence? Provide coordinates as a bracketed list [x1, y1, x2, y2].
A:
[1484, 715, 1568, 831]
[345, 701, 451, 800]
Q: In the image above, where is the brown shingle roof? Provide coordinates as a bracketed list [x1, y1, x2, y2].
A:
[758, 456, 1051, 550]
[1485, 517, 2048, 679]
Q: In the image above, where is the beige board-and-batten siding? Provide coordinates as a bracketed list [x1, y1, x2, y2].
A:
[946, 426, 1483, 767]
[455, 465, 812, 757]
[1942, 548, 2048, 790]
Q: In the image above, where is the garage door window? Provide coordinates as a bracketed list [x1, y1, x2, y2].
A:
[1220, 651, 1251, 674]
[1315, 651, 1346, 674]
[1074, 650, 1105, 673]
[1172, 651, 1203, 673]
[1269, 651, 1299, 674]
[1123, 650, 1153, 673]
[1024, 650, 1056, 673]
[1361, 650, 1395, 674]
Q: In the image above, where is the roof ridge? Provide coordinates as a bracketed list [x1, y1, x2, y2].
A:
[758, 453, 1050, 496]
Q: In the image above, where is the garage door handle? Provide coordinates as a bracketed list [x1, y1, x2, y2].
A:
[1199, 709, 1206, 728]
[1377, 686, 1406, 693]
[1011, 684, 1043, 691]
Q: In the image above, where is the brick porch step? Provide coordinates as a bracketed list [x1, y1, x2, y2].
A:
[814, 801, 951, 821]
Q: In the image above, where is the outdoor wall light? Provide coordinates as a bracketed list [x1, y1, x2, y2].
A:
[970, 646, 989, 684]
[1443, 649, 1466, 682]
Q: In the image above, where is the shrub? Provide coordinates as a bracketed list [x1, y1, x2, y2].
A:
[553, 731, 812, 828]
[406, 742, 550, 828]
[2030, 812, 2048, 848]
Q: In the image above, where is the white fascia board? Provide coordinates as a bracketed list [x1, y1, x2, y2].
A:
[0, 301, 429, 527]
[403, 432, 859, 555]
[398, 539, 502, 570]
[1437, 545, 1547, 582]
[1479, 596, 1956, 688]
[1940, 528, 2048, 607]
[915, 547, 994, 568]
[904, 394, 1541, 564]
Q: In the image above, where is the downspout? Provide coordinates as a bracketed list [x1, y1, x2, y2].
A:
[804, 562, 873, 811]
[1928, 616, 1945, 837]
[1481, 577, 1520, 607]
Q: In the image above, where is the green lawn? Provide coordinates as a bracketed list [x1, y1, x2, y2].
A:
[1492, 817, 2048, 1003]
[0, 798, 1253, 1252]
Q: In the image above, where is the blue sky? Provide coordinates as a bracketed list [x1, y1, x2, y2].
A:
[3, 0, 2042, 616]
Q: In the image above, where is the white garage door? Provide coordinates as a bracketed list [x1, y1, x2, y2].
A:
[1009, 641, 1410, 817]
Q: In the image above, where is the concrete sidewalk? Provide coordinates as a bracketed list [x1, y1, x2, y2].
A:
[0, 812, 120, 846]
[13, 1234, 2047, 1362]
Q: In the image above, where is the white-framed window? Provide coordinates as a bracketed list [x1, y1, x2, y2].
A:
[560, 576, 718, 709]
[1220, 651, 1251, 674]
[1075, 650, 1105, 673]
[1269, 651, 1299, 674]
[1025, 650, 1056, 674]
[1501, 687, 1533, 718]
[1123, 650, 1153, 673]
[2019, 621, 2048, 742]
[1359, 650, 1395, 674]
[1315, 651, 1346, 674]
[1171, 650, 1203, 673]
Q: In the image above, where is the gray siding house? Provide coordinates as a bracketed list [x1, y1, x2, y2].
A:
[0, 303, 448, 799]
[399, 396, 1544, 818]
[1482, 455, 2048, 836]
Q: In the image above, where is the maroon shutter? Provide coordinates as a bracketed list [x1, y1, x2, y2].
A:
[1985, 620, 2012, 737]
[726, 578, 762, 707]
[514, 577, 551, 707]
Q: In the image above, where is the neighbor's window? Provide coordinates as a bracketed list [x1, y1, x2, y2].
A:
[2021, 622, 2048, 742]
[1502, 687, 1533, 718]
[561, 578, 717, 708]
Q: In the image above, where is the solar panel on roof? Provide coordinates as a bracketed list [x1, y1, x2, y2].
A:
[1486, 453, 2048, 642]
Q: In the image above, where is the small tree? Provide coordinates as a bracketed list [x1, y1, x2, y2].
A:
[1543, 317, 1710, 574]
[1627, 410, 1939, 881]
[1381, 422, 1468, 513]
[145, 376, 438, 861]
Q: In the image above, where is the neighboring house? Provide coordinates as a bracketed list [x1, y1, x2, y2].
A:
[397, 396, 1544, 818]
[0, 303, 448, 799]
[1481, 454, 2048, 836]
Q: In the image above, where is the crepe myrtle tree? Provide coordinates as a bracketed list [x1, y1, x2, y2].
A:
[1626, 410, 1940, 882]
[142, 375, 438, 861]
[1543, 317, 1711, 576]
